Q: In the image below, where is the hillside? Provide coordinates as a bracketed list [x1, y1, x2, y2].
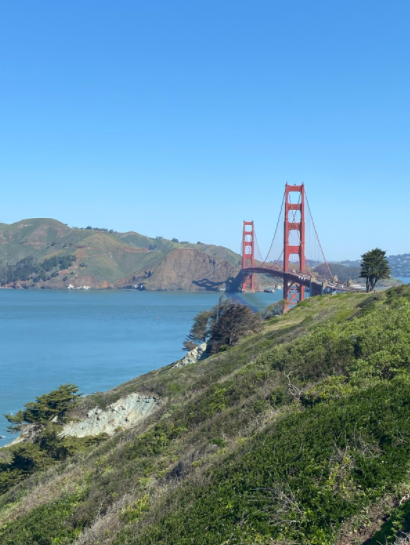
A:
[316, 262, 402, 287]
[0, 219, 241, 291]
[341, 254, 410, 278]
[386, 254, 410, 277]
[314, 262, 361, 283]
[2, 287, 410, 544]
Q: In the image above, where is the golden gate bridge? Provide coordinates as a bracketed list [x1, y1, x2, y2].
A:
[240, 183, 360, 309]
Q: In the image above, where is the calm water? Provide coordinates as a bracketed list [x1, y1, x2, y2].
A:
[397, 277, 410, 284]
[0, 289, 281, 444]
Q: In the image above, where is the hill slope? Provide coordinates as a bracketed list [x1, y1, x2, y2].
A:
[341, 254, 410, 278]
[2, 287, 410, 544]
[0, 219, 241, 290]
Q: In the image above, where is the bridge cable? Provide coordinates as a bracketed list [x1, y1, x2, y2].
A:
[305, 191, 333, 281]
[260, 189, 285, 266]
[254, 231, 264, 264]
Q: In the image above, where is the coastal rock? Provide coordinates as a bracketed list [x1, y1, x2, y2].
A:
[61, 392, 159, 438]
[171, 342, 207, 368]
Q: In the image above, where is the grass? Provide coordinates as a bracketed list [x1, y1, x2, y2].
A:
[1, 287, 410, 544]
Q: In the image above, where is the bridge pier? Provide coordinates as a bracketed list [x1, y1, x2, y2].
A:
[310, 282, 323, 297]
[283, 277, 305, 312]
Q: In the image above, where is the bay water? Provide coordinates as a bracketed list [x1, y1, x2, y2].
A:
[0, 289, 281, 444]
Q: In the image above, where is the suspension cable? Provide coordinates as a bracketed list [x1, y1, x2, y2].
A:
[254, 230, 264, 264]
[305, 190, 333, 281]
[261, 190, 285, 266]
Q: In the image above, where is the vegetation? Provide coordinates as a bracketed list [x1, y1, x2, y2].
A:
[314, 262, 361, 283]
[183, 297, 261, 352]
[4, 384, 80, 432]
[360, 248, 391, 291]
[0, 385, 106, 495]
[3, 288, 410, 543]
[260, 298, 287, 318]
[0, 218, 240, 289]
[0, 255, 76, 285]
[183, 308, 213, 350]
[343, 254, 410, 278]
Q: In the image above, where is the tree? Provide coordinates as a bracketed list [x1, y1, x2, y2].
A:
[208, 299, 261, 353]
[183, 297, 261, 353]
[261, 299, 287, 319]
[183, 310, 213, 351]
[4, 384, 80, 433]
[360, 248, 391, 292]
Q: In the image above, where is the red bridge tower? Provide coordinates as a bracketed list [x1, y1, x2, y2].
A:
[284, 183, 306, 307]
[241, 221, 255, 292]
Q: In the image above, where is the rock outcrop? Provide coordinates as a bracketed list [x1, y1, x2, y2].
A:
[61, 393, 159, 438]
[171, 342, 207, 368]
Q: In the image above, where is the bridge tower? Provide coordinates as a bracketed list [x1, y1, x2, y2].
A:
[241, 221, 255, 292]
[283, 184, 305, 308]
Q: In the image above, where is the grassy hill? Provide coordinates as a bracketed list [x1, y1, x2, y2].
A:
[2, 287, 410, 543]
[0, 219, 241, 290]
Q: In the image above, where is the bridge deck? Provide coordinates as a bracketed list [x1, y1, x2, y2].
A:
[242, 266, 363, 293]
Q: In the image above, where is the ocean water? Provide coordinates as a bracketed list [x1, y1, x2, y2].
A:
[397, 277, 410, 284]
[0, 289, 282, 444]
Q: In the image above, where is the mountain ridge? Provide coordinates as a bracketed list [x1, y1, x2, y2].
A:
[0, 218, 241, 291]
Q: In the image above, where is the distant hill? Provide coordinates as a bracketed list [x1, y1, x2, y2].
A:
[0, 219, 241, 291]
[384, 254, 410, 277]
[314, 262, 361, 283]
[341, 254, 410, 278]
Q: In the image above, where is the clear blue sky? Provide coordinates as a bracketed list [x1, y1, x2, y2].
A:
[1, 1, 409, 261]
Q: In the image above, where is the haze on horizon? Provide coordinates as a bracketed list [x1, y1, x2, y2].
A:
[0, 1, 409, 262]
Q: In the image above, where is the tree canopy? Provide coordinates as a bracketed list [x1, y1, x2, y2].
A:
[183, 297, 261, 353]
[4, 383, 80, 433]
[360, 248, 391, 292]
[0, 255, 76, 286]
[183, 309, 214, 351]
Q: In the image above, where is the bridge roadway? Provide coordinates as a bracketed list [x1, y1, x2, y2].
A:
[242, 266, 363, 295]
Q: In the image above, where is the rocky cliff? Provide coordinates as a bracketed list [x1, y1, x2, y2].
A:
[118, 249, 239, 291]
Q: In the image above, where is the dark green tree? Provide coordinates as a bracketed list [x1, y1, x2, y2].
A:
[360, 248, 391, 292]
[183, 297, 261, 353]
[4, 384, 80, 433]
[183, 309, 213, 351]
[207, 298, 261, 353]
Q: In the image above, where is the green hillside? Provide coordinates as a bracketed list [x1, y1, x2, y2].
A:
[2, 287, 410, 544]
[0, 219, 240, 290]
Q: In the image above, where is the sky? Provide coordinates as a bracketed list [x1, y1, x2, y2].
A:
[0, 1, 409, 261]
